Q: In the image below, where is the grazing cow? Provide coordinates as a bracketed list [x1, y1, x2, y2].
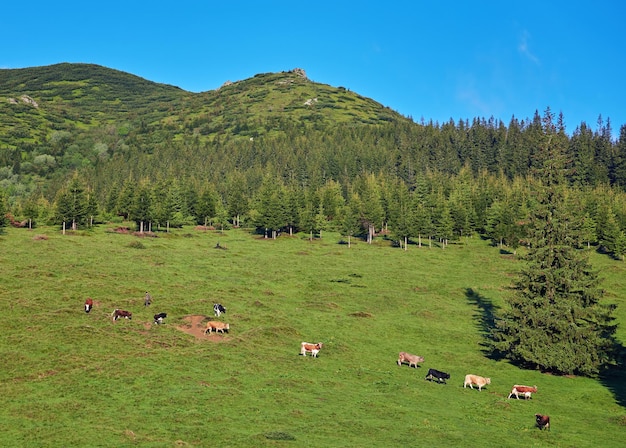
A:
[300, 342, 323, 357]
[84, 297, 93, 313]
[535, 414, 550, 430]
[111, 309, 132, 321]
[213, 303, 226, 317]
[463, 374, 491, 391]
[425, 368, 450, 383]
[508, 385, 537, 399]
[153, 312, 167, 325]
[205, 321, 229, 334]
[144, 291, 152, 307]
[397, 352, 424, 368]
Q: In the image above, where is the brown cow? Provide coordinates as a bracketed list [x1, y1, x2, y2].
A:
[535, 414, 550, 430]
[205, 321, 229, 334]
[463, 374, 491, 391]
[508, 385, 537, 399]
[300, 342, 323, 357]
[111, 309, 132, 321]
[84, 298, 94, 313]
[397, 352, 424, 368]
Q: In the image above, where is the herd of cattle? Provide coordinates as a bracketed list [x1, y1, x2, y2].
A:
[84, 294, 230, 333]
[397, 351, 550, 430]
[84, 296, 550, 431]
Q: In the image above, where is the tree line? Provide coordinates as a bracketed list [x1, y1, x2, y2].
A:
[2, 108, 624, 377]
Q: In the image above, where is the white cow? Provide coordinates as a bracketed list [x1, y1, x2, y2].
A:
[463, 374, 491, 391]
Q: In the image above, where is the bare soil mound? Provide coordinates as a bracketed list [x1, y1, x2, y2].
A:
[177, 315, 227, 342]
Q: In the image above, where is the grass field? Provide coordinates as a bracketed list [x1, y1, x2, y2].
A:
[1, 225, 625, 447]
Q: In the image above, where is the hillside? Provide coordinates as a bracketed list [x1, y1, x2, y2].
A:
[0, 63, 405, 151]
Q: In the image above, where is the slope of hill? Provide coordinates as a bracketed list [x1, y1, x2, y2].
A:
[0, 63, 188, 150]
[0, 63, 406, 151]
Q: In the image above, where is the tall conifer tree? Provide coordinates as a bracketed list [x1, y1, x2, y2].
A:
[491, 108, 618, 376]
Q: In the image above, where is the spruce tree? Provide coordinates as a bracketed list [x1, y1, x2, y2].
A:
[0, 189, 8, 231]
[491, 108, 618, 376]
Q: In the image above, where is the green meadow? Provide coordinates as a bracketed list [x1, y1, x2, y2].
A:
[1, 226, 625, 447]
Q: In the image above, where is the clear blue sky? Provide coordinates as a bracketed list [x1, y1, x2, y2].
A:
[2, 1, 625, 137]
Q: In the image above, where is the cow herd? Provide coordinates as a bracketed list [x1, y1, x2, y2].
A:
[395, 351, 550, 430]
[84, 295, 550, 431]
[84, 295, 231, 335]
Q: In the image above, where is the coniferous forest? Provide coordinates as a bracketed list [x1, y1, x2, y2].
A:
[2, 63, 626, 375]
[1, 64, 625, 259]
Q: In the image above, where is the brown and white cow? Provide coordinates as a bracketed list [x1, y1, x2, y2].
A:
[535, 413, 550, 430]
[300, 342, 323, 357]
[205, 321, 229, 334]
[84, 298, 94, 313]
[508, 385, 537, 399]
[111, 309, 132, 321]
[397, 352, 424, 368]
[463, 374, 491, 391]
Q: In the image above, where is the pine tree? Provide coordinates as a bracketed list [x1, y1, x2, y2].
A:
[54, 175, 89, 230]
[491, 108, 618, 376]
[0, 189, 8, 231]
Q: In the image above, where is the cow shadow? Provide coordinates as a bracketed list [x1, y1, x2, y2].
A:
[465, 288, 503, 360]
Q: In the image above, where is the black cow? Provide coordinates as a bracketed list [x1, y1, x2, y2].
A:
[535, 414, 550, 431]
[425, 368, 450, 383]
[214, 303, 226, 317]
[154, 312, 167, 325]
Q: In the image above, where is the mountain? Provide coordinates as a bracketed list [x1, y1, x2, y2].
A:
[1, 63, 624, 212]
[0, 63, 407, 151]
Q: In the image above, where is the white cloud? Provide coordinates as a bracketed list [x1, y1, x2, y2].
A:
[519, 30, 540, 65]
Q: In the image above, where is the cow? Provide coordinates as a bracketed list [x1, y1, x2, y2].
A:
[205, 321, 229, 334]
[154, 312, 167, 325]
[213, 303, 226, 317]
[425, 368, 450, 383]
[508, 385, 537, 399]
[397, 352, 424, 368]
[300, 342, 323, 357]
[84, 297, 93, 313]
[535, 414, 550, 430]
[144, 291, 152, 307]
[111, 309, 132, 321]
[463, 374, 491, 391]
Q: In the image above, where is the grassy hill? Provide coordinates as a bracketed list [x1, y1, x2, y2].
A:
[1, 226, 624, 447]
[0, 63, 405, 151]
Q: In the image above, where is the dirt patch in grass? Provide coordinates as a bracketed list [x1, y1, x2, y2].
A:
[176, 315, 228, 342]
[349, 311, 373, 318]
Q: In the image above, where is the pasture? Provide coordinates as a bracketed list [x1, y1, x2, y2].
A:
[0, 226, 625, 447]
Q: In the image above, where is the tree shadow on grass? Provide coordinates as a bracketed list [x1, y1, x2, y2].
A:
[599, 346, 626, 408]
[465, 291, 626, 407]
[465, 287, 504, 361]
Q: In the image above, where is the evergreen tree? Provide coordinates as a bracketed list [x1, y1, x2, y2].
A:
[601, 207, 623, 257]
[132, 181, 152, 232]
[0, 189, 7, 231]
[491, 108, 618, 376]
[580, 213, 598, 249]
[196, 185, 218, 226]
[54, 175, 89, 229]
[339, 200, 361, 248]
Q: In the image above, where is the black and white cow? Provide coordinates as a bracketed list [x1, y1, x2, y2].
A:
[425, 368, 450, 384]
[154, 312, 167, 325]
[213, 303, 226, 317]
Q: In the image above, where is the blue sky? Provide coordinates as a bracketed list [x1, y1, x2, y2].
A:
[2, 1, 625, 136]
